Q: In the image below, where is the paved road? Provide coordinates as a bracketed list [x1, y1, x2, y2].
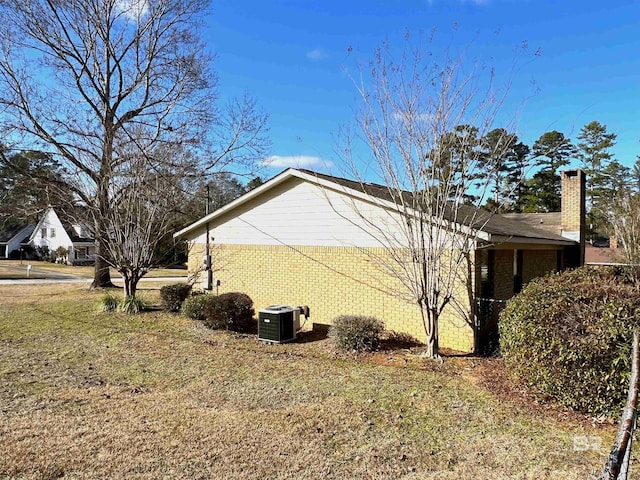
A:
[0, 265, 187, 285]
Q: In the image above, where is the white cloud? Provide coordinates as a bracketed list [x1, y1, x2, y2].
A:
[306, 48, 328, 61]
[262, 155, 333, 169]
[115, 0, 149, 20]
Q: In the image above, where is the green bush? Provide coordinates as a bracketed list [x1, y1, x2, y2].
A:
[499, 267, 640, 417]
[329, 315, 385, 352]
[98, 293, 119, 312]
[35, 245, 52, 262]
[181, 293, 215, 321]
[159, 283, 192, 312]
[203, 292, 255, 332]
[54, 246, 68, 263]
[119, 296, 146, 314]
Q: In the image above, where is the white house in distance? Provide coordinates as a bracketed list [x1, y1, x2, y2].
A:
[0, 224, 35, 259]
[29, 207, 95, 264]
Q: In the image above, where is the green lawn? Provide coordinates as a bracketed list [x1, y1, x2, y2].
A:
[0, 283, 627, 479]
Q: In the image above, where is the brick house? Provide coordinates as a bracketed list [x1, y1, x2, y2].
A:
[174, 168, 585, 353]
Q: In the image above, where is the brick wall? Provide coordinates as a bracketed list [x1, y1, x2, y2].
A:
[522, 250, 558, 284]
[188, 243, 475, 352]
[493, 250, 514, 301]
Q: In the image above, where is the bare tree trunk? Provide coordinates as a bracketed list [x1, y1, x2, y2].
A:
[124, 277, 137, 299]
[121, 272, 131, 298]
[91, 241, 114, 289]
[420, 306, 440, 359]
[90, 180, 114, 288]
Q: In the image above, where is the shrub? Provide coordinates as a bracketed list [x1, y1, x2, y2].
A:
[329, 315, 385, 352]
[119, 296, 146, 314]
[500, 267, 640, 417]
[203, 292, 255, 332]
[53, 246, 68, 263]
[181, 294, 215, 321]
[202, 296, 226, 330]
[159, 283, 192, 312]
[98, 293, 119, 312]
[35, 245, 52, 262]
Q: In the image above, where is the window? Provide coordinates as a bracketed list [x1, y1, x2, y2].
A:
[50, 228, 56, 238]
[41, 227, 47, 238]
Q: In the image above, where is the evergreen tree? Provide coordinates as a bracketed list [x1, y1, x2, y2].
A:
[577, 120, 620, 213]
[479, 128, 531, 212]
[504, 142, 531, 212]
[519, 131, 576, 212]
[436, 124, 482, 203]
[245, 176, 265, 192]
[0, 149, 65, 227]
[631, 157, 640, 194]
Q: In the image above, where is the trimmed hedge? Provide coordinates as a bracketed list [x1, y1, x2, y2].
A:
[203, 292, 255, 333]
[499, 267, 640, 417]
[181, 294, 215, 321]
[160, 283, 192, 312]
[329, 315, 385, 352]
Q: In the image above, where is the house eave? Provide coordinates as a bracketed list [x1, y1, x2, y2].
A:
[174, 169, 299, 239]
[173, 168, 482, 240]
[488, 234, 577, 246]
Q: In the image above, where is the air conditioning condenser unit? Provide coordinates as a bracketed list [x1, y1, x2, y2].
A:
[258, 305, 300, 343]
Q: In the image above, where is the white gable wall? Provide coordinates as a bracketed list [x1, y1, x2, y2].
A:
[30, 209, 74, 253]
[188, 177, 412, 249]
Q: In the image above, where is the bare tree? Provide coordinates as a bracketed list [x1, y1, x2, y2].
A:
[340, 35, 530, 358]
[101, 145, 190, 298]
[0, 0, 268, 288]
[608, 193, 640, 283]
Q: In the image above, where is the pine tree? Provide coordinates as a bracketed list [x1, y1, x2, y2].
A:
[519, 131, 576, 212]
[478, 128, 531, 212]
[577, 120, 619, 214]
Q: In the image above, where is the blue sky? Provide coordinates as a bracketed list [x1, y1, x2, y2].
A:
[205, 0, 640, 178]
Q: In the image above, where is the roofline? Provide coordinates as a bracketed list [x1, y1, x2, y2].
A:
[28, 207, 54, 242]
[585, 261, 630, 266]
[174, 168, 297, 238]
[488, 234, 577, 246]
[173, 168, 480, 239]
[173, 168, 580, 245]
[173, 168, 407, 239]
[5, 224, 35, 243]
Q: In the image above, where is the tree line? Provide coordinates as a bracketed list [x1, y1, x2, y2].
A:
[447, 121, 637, 240]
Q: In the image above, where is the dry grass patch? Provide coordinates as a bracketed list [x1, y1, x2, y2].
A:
[0, 283, 632, 479]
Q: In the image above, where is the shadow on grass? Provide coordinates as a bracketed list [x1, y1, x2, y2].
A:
[295, 328, 328, 344]
[378, 330, 423, 351]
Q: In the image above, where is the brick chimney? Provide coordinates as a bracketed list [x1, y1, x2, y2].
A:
[560, 169, 586, 266]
